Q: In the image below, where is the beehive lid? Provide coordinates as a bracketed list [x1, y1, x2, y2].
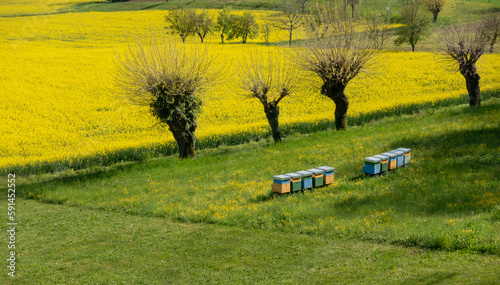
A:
[317, 166, 335, 172]
[396, 147, 412, 153]
[390, 149, 405, 156]
[365, 156, 381, 163]
[273, 174, 292, 181]
[373, 154, 389, 161]
[383, 152, 397, 158]
[307, 168, 324, 175]
[284, 173, 302, 179]
[296, 170, 313, 177]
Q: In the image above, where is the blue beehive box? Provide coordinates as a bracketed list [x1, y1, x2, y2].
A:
[363, 156, 381, 175]
[317, 166, 335, 185]
[389, 149, 405, 167]
[396, 148, 412, 166]
[296, 170, 313, 190]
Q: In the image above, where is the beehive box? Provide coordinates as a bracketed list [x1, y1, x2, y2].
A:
[284, 172, 302, 193]
[383, 152, 397, 170]
[396, 148, 412, 166]
[363, 156, 381, 175]
[296, 170, 313, 190]
[389, 149, 405, 167]
[307, 168, 324, 188]
[373, 154, 389, 173]
[272, 174, 291, 194]
[317, 166, 335, 185]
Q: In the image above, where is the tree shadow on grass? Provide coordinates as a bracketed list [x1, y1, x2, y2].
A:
[333, 125, 500, 216]
[12, 159, 161, 199]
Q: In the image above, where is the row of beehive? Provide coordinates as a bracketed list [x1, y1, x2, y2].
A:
[272, 166, 335, 194]
[362, 148, 412, 175]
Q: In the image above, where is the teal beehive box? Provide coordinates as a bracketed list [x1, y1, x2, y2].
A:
[284, 172, 302, 193]
[396, 148, 412, 166]
[317, 166, 335, 185]
[307, 168, 324, 188]
[389, 149, 405, 167]
[373, 154, 389, 173]
[296, 170, 313, 190]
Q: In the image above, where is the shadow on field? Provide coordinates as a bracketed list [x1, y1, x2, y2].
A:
[334, 125, 500, 215]
[15, 160, 154, 199]
[404, 272, 458, 285]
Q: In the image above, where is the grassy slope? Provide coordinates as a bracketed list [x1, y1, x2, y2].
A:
[0, 199, 499, 284]
[3, 98, 499, 284]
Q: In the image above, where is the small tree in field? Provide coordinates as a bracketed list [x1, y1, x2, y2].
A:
[367, 8, 392, 50]
[271, 0, 303, 46]
[194, 11, 213, 43]
[422, 0, 448, 23]
[227, 12, 259, 44]
[297, 5, 377, 130]
[215, 8, 232, 44]
[485, 13, 500, 53]
[165, 9, 197, 43]
[116, 32, 219, 158]
[237, 51, 296, 142]
[440, 20, 491, 106]
[394, 0, 431, 52]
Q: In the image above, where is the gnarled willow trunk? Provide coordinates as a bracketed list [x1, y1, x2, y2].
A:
[322, 83, 349, 130]
[167, 119, 197, 159]
[150, 94, 201, 159]
[463, 72, 481, 106]
[264, 103, 282, 142]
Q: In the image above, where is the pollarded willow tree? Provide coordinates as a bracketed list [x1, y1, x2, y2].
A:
[237, 50, 296, 142]
[439, 19, 491, 106]
[296, 6, 377, 130]
[116, 31, 219, 158]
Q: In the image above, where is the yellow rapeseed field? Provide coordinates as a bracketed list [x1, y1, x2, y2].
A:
[1, 3, 499, 173]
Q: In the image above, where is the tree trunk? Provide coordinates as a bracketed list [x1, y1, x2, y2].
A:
[264, 104, 282, 142]
[490, 33, 497, 53]
[221, 33, 224, 44]
[167, 119, 197, 158]
[432, 12, 438, 23]
[289, 28, 293, 46]
[464, 73, 481, 106]
[322, 83, 349, 130]
[411, 44, 415, 52]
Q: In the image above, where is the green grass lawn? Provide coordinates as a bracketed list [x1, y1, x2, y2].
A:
[3, 97, 499, 283]
[1, 199, 499, 284]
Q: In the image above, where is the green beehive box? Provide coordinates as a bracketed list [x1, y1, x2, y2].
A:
[284, 172, 302, 192]
[307, 168, 324, 188]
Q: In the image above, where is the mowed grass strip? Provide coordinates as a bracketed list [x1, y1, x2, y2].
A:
[0, 199, 499, 284]
[14, 97, 500, 254]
